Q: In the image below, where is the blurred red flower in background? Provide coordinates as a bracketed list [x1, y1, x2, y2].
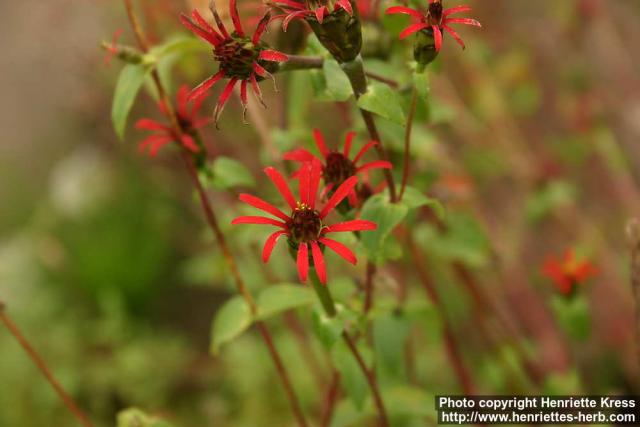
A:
[542, 250, 597, 295]
[232, 160, 377, 284]
[135, 85, 207, 156]
[270, 0, 354, 30]
[386, 0, 481, 51]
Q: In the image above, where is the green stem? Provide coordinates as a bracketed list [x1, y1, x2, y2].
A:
[399, 87, 418, 201]
[311, 270, 337, 317]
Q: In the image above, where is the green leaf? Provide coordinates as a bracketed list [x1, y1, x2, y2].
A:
[400, 186, 445, 218]
[208, 156, 256, 189]
[112, 64, 150, 139]
[323, 59, 352, 102]
[360, 194, 409, 264]
[332, 339, 370, 410]
[311, 306, 345, 349]
[117, 408, 175, 427]
[373, 311, 410, 380]
[150, 34, 209, 59]
[210, 296, 252, 355]
[550, 294, 591, 342]
[256, 284, 315, 320]
[357, 82, 406, 125]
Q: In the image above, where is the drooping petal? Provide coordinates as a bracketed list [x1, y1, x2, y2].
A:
[283, 148, 316, 163]
[136, 118, 171, 132]
[148, 137, 173, 157]
[207, 1, 230, 38]
[385, 6, 424, 19]
[320, 176, 358, 218]
[258, 49, 289, 63]
[283, 11, 309, 31]
[249, 74, 266, 107]
[352, 140, 378, 164]
[307, 159, 323, 210]
[176, 85, 190, 118]
[252, 12, 270, 44]
[334, 0, 353, 15]
[264, 167, 298, 210]
[343, 131, 356, 157]
[239, 193, 290, 221]
[180, 134, 199, 152]
[240, 79, 248, 122]
[273, 0, 307, 10]
[311, 241, 326, 284]
[188, 71, 225, 102]
[442, 25, 466, 49]
[357, 160, 393, 173]
[229, 0, 245, 36]
[297, 243, 309, 282]
[231, 216, 287, 227]
[323, 219, 377, 233]
[432, 25, 442, 52]
[191, 9, 223, 39]
[138, 134, 172, 154]
[443, 5, 472, 17]
[180, 14, 221, 46]
[312, 128, 329, 158]
[399, 22, 430, 40]
[319, 237, 357, 265]
[443, 17, 482, 27]
[214, 77, 238, 125]
[263, 230, 288, 262]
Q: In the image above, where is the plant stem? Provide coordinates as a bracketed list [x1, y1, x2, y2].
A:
[627, 219, 640, 372]
[341, 56, 397, 202]
[310, 270, 389, 427]
[0, 302, 94, 427]
[121, 2, 309, 425]
[399, 87, 418, 201]
[364, 262, 376, 314]
[320, 371, 341, 427]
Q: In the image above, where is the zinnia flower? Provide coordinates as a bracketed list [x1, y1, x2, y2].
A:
[180, 0, 289, 125]
[284, 129, 392, 206]
[136, 85, 207, 156]
[542, 250, 597, 295]
[386, 0, 481, 51]
[271, 0, 354, 29]
[232, 160, 377, 284]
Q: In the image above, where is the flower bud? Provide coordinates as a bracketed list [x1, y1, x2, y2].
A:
[307, 2, 362, 63]
[413, 28, 439, 70]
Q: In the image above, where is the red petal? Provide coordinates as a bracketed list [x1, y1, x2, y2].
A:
[258, 49, 289, 63]
[299, 162, 311, 206]
[252, 13, 270, 44]
[315, 6, 327, 24]
[297, 243, 309, 282]
[311, 241, 326, 284]
[230, 0, 245, 36]
[179, 14, 221, 46]
[385, 6, 424, 19]
[274, 0, 306, 10]
[253, 61, 269, 78]
[231, 216, 287, 227]
[442, 24, 466, 49]
[239, 193, 289, 221]
[343, 131, 356, 157]
[240, 79, 248, 107]
[283, 148, 316, 162]
[357, 160, 393, 173]
[308, 159, 323, 210]
[283, 11, 308, 31]
[180, 134, 199, 152]
[399, 22, 429, 40]
[312, 128, 329, 158]
[207, 3, 230, 38]
[136, 118, 170, 132]
[214, 77, 238, 124]
[352, 140, 378, 164]
[334, 0, 353, 15]
[319, 237, 357, 265]
[190, 9, 222, 39]
[138, 134, 171, 154]
[324, 219, 377, 233]
[176, 85, 189, 118]
[263, 230, 288, 262]
[249, 74, 265, 107]
[188, 71, 225, 102]
[264, 167, 298, 210]
[443, 5, 472, 17]
[320, 176, 358, 218]
[432, 25, 442, 52]
[443, 17, 482, 27]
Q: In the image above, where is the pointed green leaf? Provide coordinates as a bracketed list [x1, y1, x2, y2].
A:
[400, 186, 445, 218]
[360, 194, 408, 264]
[357, 82, 406, 125]
[208, 156, 256, 189]
[111, 64, 150, 140]
[332, 339, 370, 410]
[323, 59, 353, 102]
[210, 296, 252, 355]
[257, 284, 315, 320]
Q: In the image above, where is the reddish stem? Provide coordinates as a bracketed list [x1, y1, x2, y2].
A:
[320, 371, 341, 427]
[399, 88, 418, 201]
[0, 302, 94, 427]
[364, 262, 376, 314]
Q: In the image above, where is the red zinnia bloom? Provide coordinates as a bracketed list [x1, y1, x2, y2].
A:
[270, 0, 354, 30]
[542, 250, 597, 295]
[386, 0, 481, 51]
[232, 160, 377, 284]
[180, 0, 289, 125]
[284, 129, 392, 206]
[136, 85, 208, 156]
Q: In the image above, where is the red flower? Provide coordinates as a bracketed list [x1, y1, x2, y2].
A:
[270, 0, 354, 30]
[135, 85, 207, 156]
[180, 0, 289, 125]
[284, 129, 391, 206]
[542, 250, 597, 295]
[386, 0, 481, 51]
[232, 160, 377, 284]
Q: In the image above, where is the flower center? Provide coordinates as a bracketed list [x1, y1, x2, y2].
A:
[177, 113, 193, 132]
[288, 203, 323, 243]
[323, 152, 356, 188]
[427, 0, 443, 25]
[214, 37, 260, 79]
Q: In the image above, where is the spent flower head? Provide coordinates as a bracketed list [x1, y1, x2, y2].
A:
[232, 160, 377, 284]
[135, 85, 207, 156]
[180, 0, 289, 126]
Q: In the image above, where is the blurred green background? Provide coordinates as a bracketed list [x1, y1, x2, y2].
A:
[1, 0, 640, 426]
